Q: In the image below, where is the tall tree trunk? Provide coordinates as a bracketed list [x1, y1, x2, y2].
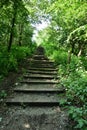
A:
[67, 50, 72, 73]
[8, 5, 17, 52]
[18, 24, 23, 46]
[67, 50, 72, 64]
[78, 49, 82, 57]
[78, 43, 85, 57]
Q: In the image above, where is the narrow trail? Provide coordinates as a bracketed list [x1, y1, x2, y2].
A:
[0, 47, 69, 130]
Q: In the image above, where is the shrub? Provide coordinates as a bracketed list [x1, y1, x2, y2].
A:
[49, 48, 87, 129]
[0, 45, 35, 77]
[59, 55, 87, 129]
[51, 50, 68, 65]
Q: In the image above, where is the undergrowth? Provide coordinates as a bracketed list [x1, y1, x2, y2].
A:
[51, 50, 87, 130]
[0, 45, 35, 77]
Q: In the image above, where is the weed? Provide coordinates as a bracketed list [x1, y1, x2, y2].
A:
[0, 90, 7, 98]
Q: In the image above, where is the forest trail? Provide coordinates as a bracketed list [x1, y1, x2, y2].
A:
[0, 47, 69, 130]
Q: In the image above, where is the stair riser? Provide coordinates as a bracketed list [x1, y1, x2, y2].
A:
[30, 60, 54, 64]
[20, 81, 58, 84]
[28, 68, 57, 71]
[30, 64, 55, 67]
[14, 90, 65, 93]
[33, 55, 47, 57]
[33, 55, 46, 57]
[23, 76, 58, 79]
[29, 67, 55, 69]
[6, 102, 60, 107]
[31, 62, 55, 64]
[33, 57, 48, 60]
[30, 65, 55, 68]
[26, 71, 57, 75]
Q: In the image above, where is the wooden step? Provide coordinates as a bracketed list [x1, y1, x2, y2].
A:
[30, 62, 55, 65]
[14, 88, 65, 93]
[28, 68, 57, 71]
[30, 64, 55, 68]
[6, 93, 63, 106]
[14, 83, 58, 89]
[32, 55, 48, 60]
[14, 83, 65, 93]
[30, 66, 55, 69]
[27, 70, 57, 75]
[23, 74, 59, 79]
[33, 55, 47, 58]
[20, 80, 58, 84]
[30, 59, 54, 64]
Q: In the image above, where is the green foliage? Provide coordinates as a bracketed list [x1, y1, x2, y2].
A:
[0, 50, 18, 75]
[0, 90, 7, 98]
[69, 106, 87, 129]
[55, 52, 87, 129]
[47, 0, 87, 44]
[35, 0, 87, 54]
[0, 0, 34, 50]
[42, 42, 58, 57]
[67, 25, 87, 55]
[45, 47, 87, 129]
[0, 45, 35, 77]
[11, 46, 32, 62]
[67, 25, 87, 44]
[81, 57, 87, 70]
[51, 50, 68, 65]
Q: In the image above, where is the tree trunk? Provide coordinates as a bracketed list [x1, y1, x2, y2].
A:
[18, 24, 23, 46]
[67, 50, 72, 64]
[78, 43, 83, 57]
[8, 5, 17, 52]
[67, 50, 72, 73]
[78, 49, 82, 57]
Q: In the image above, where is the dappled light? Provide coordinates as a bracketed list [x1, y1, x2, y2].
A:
[24, 123, 31, 129]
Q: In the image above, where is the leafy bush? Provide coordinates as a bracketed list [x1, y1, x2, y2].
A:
[51, 50, 68, 65]
[0, 51, 17, 75]
[49, 48, 87, 129]
[58, 55, 87, 129]
[0, 45, 35, 77]
[80, 56, 87, 70]
[11, 46, 32, 62]
[69, 106, 87, 129]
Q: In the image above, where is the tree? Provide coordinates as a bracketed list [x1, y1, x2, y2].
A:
[45, 0, 87, 48]
[8, 2, 17, 51]
[67, 25, 87, 56]
[0, 0, 34, 51]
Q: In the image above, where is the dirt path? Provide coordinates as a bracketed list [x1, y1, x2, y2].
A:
[0, 47, 69, 130]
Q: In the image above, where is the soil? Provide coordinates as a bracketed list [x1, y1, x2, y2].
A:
[0, 106, 69, 130]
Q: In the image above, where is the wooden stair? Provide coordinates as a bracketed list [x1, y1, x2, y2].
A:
[6, 47, 65, 107]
